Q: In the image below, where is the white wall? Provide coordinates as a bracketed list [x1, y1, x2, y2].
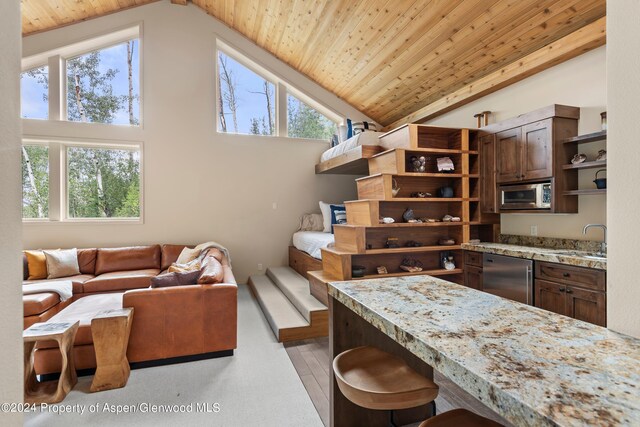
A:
[0, 1, 24, 425]
[426, 47, 607, 241]
[21, 2, 365, 283]
[607, 2, 640, 338]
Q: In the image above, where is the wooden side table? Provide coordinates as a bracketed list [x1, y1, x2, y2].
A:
[24, 321, 79, 404]
[90, 308, 134, 392]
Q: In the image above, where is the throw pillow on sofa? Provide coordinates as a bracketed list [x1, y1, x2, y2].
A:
[44, 248, 81, 279]
[198, 256, 225, 284]
[24, 250, 48, 280]
[151, 270, 201, 288]
[176, 247, 200, 264]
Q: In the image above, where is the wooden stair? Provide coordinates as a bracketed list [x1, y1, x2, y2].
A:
[248, 267, 328, 342]
[312, 125, 500, 301]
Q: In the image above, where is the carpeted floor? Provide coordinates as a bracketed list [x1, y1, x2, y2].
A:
[25, 284, 323, 427]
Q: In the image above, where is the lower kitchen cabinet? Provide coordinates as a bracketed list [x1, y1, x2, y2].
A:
[535, 279, 567, 316]
[565, 285, 606, 327]
[464, 265, 483, 290]
[534, 262, 606, 327]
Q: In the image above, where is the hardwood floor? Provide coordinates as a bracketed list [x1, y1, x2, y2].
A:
[285, 337, 513, 427]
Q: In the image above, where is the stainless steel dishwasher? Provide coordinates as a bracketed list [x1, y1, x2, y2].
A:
[482, 253, 533, 305]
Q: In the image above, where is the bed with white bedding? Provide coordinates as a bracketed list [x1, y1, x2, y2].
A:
[292, 231, 335, 259]
[320, 131, 385, 162]
[315, 131, 386, 175]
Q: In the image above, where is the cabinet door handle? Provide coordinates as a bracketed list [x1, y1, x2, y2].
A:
[566, 288, 573, 294]
[559, 287, 566, 292]
[563, 273, 570, 277]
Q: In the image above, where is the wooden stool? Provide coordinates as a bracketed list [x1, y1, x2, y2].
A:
[418, 408, 503, 427]
[90, 308, 134, 392]
[333, 346, 439, 426]
[24, 321, 79, 404]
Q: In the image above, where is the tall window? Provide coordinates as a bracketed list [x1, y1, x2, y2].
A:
[66, 39, 140, 125]
[21, 65, 49, 120]
[217, 51, 276, 135]
[216, 44, 343, 140]
[21, 145, 49, 219]
[67, 147, 141, 219]
[288, 94, 338, 140]
[21, 142, 142, 222]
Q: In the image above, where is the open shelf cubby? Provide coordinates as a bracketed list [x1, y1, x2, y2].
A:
[319, 124, 498, 289]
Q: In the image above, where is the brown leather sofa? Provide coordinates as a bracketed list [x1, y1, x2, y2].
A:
[22, 244, 237, 375]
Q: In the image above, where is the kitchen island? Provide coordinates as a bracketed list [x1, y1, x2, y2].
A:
[328, 276, 639, 427]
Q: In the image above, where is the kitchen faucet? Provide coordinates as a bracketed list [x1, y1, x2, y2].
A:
[583, 224, 607, 256]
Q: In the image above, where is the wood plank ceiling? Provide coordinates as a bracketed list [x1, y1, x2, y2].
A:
[21, 0, 606, 127]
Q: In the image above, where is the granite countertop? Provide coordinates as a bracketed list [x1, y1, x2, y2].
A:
[329, 276, 639, 427]
[461, 242, 607, 270]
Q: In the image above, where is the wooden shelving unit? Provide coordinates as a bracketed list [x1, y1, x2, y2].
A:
[563, 189, 606, 196]
[314, 125, 499, 290]
[561, 130, 607, 144]
[561, 160, 606, 170]
[562, 130, 606, 196]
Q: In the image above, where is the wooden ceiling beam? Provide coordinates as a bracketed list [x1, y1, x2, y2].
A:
[382, 16, 606, 131]
[171, 0, 188, 5]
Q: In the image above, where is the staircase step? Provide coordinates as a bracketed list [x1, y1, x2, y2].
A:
[248, 275, 309, 341]
[248, 273, 328, 342]
[266, 266, 327, 323]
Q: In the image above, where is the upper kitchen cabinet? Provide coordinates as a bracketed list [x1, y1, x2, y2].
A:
[521, 119, 553, 181]
[496, 128, 521, 183]
[496, 119, 554, 184]
[480, 105, 579, 213]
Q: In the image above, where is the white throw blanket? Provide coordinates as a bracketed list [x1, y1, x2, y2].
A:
[23, 280, 73, 302]
[194, 241, 232, 267]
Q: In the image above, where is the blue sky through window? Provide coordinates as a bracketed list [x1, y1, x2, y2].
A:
[21, 40, 140, 125]
[67, 40, 140, 125]
[21, 66, 48, 119]
[218, 51, 275, 135]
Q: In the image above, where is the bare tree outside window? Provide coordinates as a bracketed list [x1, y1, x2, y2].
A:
[66, 39, 140, 125]
[217, 51, 275, 136]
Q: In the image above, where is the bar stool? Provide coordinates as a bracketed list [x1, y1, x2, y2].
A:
[333, 346, 439, 427]
[418, 408, 503, 427]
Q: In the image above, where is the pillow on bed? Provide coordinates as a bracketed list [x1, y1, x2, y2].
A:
[299, 213, 324, 232]
[330, 204, 347, 233]
[319, 201, 332, 233]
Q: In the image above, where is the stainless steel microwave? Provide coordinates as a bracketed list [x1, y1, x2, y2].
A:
[500, 182, 552, 210]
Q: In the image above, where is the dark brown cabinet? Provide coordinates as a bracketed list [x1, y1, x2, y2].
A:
[496, 128, 521, 183]
[480, 134, 497, 213]
[535, 279, 570, 316]
[521, 119, 553, 181]
[495, 119, 553, 184]
[463, 251, 483, 290]
[566, 286, 606, 327]
[534, 261, 606, 327]
[464, 265, 483, 290]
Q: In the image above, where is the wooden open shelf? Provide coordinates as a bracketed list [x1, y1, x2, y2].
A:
[562, 130, 607, 196]
[362, 268, 463, 280]
[315, 124, 496, 293]
[366, 245, 461, 255]
[360, 222, 466, 228]
[563, 189, 606, 196]
[561, 130, 606, 145]
[562, 160, 606, 170]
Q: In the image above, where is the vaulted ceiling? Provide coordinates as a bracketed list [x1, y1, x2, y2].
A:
[21, 0, 606, 127]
